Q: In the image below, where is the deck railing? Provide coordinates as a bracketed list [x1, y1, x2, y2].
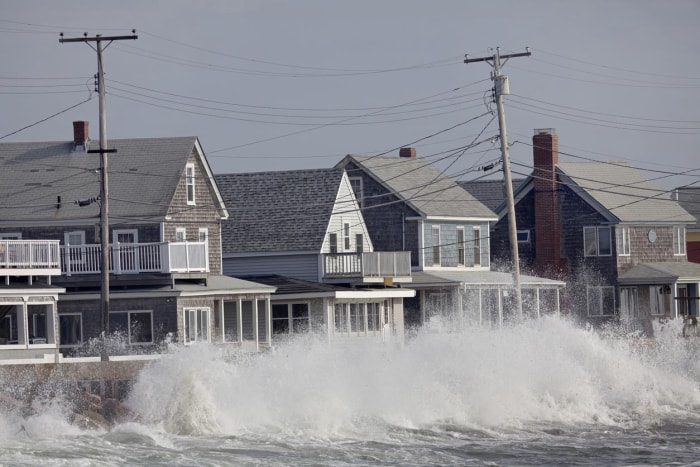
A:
[0, 240, 61, 274]
[323, 251, 411, 279]
[61, 241, 208, 276]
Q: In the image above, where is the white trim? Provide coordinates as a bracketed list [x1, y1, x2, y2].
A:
[175, 227, 186, 242]
[456, 227, 466, 267]
[109, 309, 154, 345]
[431, 225, 441, 267]
[421, 216, 498, 222]
[473, 226, 482, 267]
[185, 162, 196, 205]
[193, 138, 229, 219]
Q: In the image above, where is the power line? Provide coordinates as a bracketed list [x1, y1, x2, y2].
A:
[0, 96, 93, 140]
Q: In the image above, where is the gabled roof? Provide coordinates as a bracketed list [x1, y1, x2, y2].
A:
[556, 161, 694, 223]
[0, 136, 227, 224]
[216, 168, 346, 254]
[458, 179, 525, 213]
[337, 155, 497, 220]
[503, 160, 694, 224]
[674, 187, 700, 229]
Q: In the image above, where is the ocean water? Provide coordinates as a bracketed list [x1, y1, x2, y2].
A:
[2, 316, 700, 466]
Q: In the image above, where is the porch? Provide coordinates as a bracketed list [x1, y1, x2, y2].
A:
[322, 251, 412, 283]
[0, 239, 61, 277]
[61, 241, 208, 276]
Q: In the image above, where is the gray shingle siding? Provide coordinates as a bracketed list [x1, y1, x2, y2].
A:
[424, 221, 490, 268]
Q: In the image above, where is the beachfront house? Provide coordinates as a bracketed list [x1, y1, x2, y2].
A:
[489, 128, 700, 332]
[674, 187, 700, 264]
[335, 148, 565, 330]
[215, 168, 415, 344]
[0, 121, 275, 355]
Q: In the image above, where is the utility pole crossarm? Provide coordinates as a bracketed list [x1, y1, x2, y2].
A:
[59, 33, 138, 43]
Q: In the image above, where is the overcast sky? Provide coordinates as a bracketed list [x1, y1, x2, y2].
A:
[1, 1, 698, 191]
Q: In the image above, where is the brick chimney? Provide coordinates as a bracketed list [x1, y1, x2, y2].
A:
[73, 121, 89, 150]
[399, 147, 416, 158]
[532, 128, 565, 278]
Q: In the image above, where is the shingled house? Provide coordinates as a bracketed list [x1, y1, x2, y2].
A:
[336, 149, 565, 330]
[215, 168, 414, 344]
[490, 128, 700, 331]
[0, 121, 275, 356]
[674, 187, 700, 264]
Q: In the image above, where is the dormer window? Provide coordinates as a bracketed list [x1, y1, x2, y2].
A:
[186, 163, 195, 205]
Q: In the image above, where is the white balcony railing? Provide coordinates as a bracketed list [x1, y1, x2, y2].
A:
[61, 241, 208, 276]
[0, 240, 61, 276]
[323, 251, 411, 279]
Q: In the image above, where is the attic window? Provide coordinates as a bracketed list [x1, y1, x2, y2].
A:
[185, 163, 195, 205]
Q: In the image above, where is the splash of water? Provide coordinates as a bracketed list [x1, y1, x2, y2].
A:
[125, 316, 700, 437]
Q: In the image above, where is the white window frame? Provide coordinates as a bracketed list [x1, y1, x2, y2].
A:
[198, 227, 208, 243]
[333, 301, 383, 336]
[584, 226, 612, 257]
[349, 176, 363, 209]
[473, 226, 481, 267]
[109, 310, 154, 345]
[343, 222, 351, 251]
[59, 313, 83, 347]
[431, 226, 441, 266]
[329, 233, 338, 254]
[64, 230, 87, 265]
[175, 227, 187, 243]
[617, 226, 631, 256]
[674, 226, 686, 256]
[184, 307, 210, 344]
[586, 286, 615, 317]
[185, 162, 195, 205]
[355, 233, 364, 253]
[272, 302, 310, 336]
[456, 227, 465, 266]
[516, 230, 530, 243]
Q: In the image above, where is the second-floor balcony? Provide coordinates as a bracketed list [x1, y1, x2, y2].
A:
[0, 240, 62, 277]
[61, 241, 208, 276]
[323, 251, 411, 283]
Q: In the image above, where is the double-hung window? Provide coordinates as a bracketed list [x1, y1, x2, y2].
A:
[584, 226, 612, 257]
[344, 223, 351, 250]
[349, 176, 363, 209]
[431, 226, 440, 266]
[184, 307, 209, 344]
[456, 227, 465, 266]
[473, 227, 481, 267]
[617, 226, 631, 256]
[185, 163, 195, 205]
[674, 226, 686, 255]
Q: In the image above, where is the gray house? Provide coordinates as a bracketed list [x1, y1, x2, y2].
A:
[0, 121, 275, 357]
[215, 168, 414, 344]
[490, 128, 700, 331]
[336, 148, 565, 330]
[673, 187, 700, 264]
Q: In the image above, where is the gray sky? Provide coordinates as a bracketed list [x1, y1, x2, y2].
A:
[1, 0, 698, 192]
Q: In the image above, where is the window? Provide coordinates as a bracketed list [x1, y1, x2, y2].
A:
[59, 313, 82, 347]
[185, 163, 195, 205]
[223, 301, 239, 342]
[344, 223, 351, 250]
[110, 311, 153, 344]
[473, 227, 481, 267]
[674, 226, 686, 255]
[28, 304, 52, 344]
[329, 233, 338, 254]
[517, 230, 530, 243]
[584, 226, 612, 257]
[431, 226, 440, 266]
[586, 286, 615, 317]
[617, 226, 630, 256]
[0, 233, 21, 240]
[176, 228, 186, 242]
[650, 285, 671, 316]
[184, 307, 209, 344]
[198, 228, 208, 243]
[334, 302, 383, 336]
[349, 176, 363, 209]
[356, 234, 363, 253]
[272, 303, 310, 335]
[456, 228, 465, 266]
[241, 300, 255, 341]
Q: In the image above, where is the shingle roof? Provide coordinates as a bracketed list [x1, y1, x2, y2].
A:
[458, 179, 525, 212]
[338, 155, 497, 219]
[215, 168, 345, 254]
[618, 261, 700, 284]
[674, 187, 700, 229]
[0, 137, 200, 223]
[557, 161, 694, 223]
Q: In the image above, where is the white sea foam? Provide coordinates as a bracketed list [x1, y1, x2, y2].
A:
[125, 316, 700, 437]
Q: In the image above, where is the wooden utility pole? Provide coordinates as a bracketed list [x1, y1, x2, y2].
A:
[465, 47, 531, 319]
[60, 32, 137, 354]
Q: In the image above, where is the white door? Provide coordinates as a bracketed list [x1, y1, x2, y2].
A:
[113, 229, 138, 273]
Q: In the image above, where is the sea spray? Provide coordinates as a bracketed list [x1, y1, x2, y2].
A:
[125, 316, 700, 437]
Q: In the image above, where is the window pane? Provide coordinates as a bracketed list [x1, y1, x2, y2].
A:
[292, 303, 309, 333]
[272, 304, 290, 335]
[329, 233, 337, 254]
[432, 227, 440, 266]
[598, 227, 611, 255]
[241, 300, 255, 340]
[457, 229, 465, 266]
[110, 312, 129, 336]
[473, 229, 481, 266]
[584, 227, 597, 256]
[350, 303, 363, 333]
[131, 312, 153, 344]
[60, 314, 82, 346]
[334, 303, 347, 333]
[223, 302, 238, 342]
